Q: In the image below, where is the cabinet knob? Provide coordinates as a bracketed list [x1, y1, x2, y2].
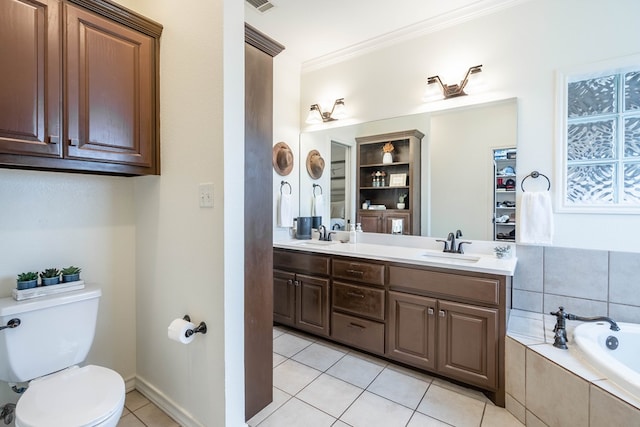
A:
[68, 138, 79, 146]
[286, 279, 293, 286]
[439, 310, 446, 317]
[294, 280, 300, 287]
[48, 136, 59, 144]
[427, 308, 434, 315]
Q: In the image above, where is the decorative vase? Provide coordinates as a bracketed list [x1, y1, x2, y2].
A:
[62, 273, 80, 283]
[397, 203, 405, 209]
[17, 279, 38, 290]
[42, 277, 60, 286]
[382, 152, 393, 164]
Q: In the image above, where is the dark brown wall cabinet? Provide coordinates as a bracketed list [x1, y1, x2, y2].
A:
[0, 0, 162, 175]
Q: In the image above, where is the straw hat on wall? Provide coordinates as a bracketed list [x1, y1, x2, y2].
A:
[272, 142, 293, 176]
[306, 149, 325, 180]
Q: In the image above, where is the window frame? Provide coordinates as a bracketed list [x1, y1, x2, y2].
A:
[556, 54, 640, 214]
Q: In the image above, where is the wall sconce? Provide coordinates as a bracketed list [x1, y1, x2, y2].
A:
[305, 98, 347, 124]
[425, 65, 483, 100]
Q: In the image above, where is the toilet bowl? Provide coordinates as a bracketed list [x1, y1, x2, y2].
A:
[0, 286, 125, 427]
[15, 365, 125, 427]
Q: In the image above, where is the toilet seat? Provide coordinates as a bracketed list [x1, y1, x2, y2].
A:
[15, 365, 125, 427]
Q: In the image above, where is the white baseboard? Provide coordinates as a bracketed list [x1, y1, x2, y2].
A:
[134, 375, 205, 427]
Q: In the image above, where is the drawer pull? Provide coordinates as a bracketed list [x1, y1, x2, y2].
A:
[439, 310, 446, 317]
[348, 322, 365, 330]
[347, 291, 365, 299]
[428, 308, 434, 315]
[346, 269, 364, 277]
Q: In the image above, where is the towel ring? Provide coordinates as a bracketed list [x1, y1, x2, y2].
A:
[280, 181, 292, 195]
[521, 171, 551, 192]
[313, 183, 323, 196]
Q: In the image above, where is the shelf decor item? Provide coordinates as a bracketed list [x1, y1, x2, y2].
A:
[397, 193, 408, 209]
[389, 173, 407, 187]
[61, 266, 82, 283]
[494, 246, 512, 259]
[382, 142, 394, 164]
[17, 272, 39, 290]
[40, 268, 61, 286]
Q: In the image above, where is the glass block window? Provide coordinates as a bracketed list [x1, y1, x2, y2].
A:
[559, 62, 640, 212]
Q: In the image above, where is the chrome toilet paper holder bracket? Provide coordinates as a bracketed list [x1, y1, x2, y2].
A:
[182, 315, 207, 337]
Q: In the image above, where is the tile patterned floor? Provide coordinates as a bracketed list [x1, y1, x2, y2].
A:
[248, 326, 524, 427]
[118, 390, 179, 427]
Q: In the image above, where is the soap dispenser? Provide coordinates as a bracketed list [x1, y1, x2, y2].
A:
[349, 223, 357, 244]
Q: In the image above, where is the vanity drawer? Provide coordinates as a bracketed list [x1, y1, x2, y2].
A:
[332, 281, 385, 321]
[388, 265, 500, 306]
[333, 258, 385, 286]
[331, 311, 384, 355]
[273, 249, 330, 276]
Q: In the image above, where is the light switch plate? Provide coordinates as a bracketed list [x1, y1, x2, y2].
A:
[199, 183, 214, 208]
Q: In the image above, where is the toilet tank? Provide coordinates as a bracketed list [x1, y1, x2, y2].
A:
[0, 286, 101, 383]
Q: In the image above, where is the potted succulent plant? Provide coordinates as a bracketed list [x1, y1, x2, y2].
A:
[17, 272, 39, 290]
[40, 268, 61, 286]
[61, 266, 81, 283]
[397, 193, 408, 209]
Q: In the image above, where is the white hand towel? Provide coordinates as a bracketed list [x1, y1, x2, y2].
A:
[520, 191, 554, 244]
[278, 193, 293, 227]
[312, 194, 324, 217]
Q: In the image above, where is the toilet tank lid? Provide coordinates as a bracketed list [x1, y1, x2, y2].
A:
[0, 286, 101, 317]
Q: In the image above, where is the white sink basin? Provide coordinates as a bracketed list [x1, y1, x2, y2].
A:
[420, 250, 480, 263]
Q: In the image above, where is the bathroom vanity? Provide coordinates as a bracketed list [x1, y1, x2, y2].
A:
[273, 237, 515, 406]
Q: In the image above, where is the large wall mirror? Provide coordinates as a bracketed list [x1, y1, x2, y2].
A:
[299, 98, 518, 241]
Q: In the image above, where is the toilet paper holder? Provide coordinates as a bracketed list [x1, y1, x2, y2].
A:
[182, 315, 207, 337]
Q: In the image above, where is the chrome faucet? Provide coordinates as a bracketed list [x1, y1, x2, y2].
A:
[436, 229, 471, 253]
[550, 306, 620, 350]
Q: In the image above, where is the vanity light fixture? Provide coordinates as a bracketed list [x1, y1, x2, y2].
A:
[305, 98, 347, 124]
[425, 65, 483, 100]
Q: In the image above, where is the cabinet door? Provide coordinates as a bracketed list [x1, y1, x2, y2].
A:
[296, 274, 330, 337]
[358, 210, 382, 233]
[65, 4, 155, 168]
[273, 269, 295, 326]
[0, 0, 61, 156]
[382, 212, 411, 235]
[387, 291, 436, 370]
[437, 300, 498, 389]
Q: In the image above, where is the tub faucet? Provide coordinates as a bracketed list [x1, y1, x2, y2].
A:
[550, 306, 620, 350]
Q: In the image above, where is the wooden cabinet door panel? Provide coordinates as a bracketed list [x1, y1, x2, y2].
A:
[0, 0, 61, 156]
[382, 212, 411, 235]
[358, 211, 382, 233]
[65, 4, 153, 166]
[437, 300, 498, 389]
[273, 269, 295, 326]
[387, 291, 436, 370]
[296, 274, 330, 337]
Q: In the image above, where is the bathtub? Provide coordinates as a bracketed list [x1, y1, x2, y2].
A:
[573, 321, 640, 398]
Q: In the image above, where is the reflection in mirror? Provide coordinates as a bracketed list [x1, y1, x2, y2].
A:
[299, 98, 517, 240]
[330, 142, 348, 230]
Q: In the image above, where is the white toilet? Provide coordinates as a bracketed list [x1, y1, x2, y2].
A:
[0, 286, 125, 427]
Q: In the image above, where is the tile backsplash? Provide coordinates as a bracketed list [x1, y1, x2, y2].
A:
[513, 245, 640, 323]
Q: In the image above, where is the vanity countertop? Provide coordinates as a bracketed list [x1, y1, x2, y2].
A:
[274, 234, 517, 276]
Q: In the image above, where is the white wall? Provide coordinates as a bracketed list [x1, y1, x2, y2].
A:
[273, 53, 302, 241]
[0, 170, 137, 403]
[299, 0, 640, 252]
[108, 0, 246, 425]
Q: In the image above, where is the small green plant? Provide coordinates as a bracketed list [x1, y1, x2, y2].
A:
[61, 266, 81, 275]
[17, 272, 38, 282]
[40, 268, 60, 279]
[398, 193, 408, 203]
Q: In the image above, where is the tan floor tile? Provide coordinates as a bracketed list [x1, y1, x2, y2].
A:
[117, 413, 146, 427]
[417, 384, 485, 427]
[125, 390, 150, 412]
[481, 403, 524, 426]
[134, 402, 179, 427]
